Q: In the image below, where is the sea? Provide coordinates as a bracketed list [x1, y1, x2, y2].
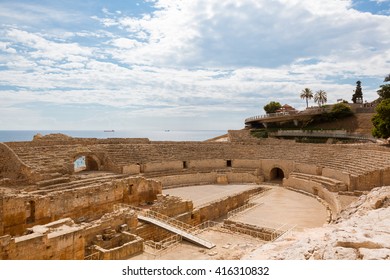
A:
[0, 130, 227, 142]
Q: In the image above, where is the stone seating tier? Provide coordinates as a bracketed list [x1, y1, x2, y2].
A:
[5, 141, 390, 179]
[288, 172, 347, 192]
[28, 173, 129, 195]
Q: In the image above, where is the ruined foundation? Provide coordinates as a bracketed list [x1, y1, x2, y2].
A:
[1, 132, 390, 259]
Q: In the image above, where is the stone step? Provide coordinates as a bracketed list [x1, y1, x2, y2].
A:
[36, 177, 71, 188]
[30, 174, 129, 194]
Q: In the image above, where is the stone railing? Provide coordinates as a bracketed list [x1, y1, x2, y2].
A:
[245, 107, 326, 123]
[269, 130, 376, 142]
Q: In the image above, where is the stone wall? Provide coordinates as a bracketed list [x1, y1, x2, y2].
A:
[0, 143, 34, 184]
[154, 171, 261, 188]
[1, 219, 85, 260]
[355, 170, 382, 191]
[283, 176, 341, 216]
[231, 159, 262, 169]
[154, 172, 218, 188]
[293, 163, 322, 176]
[0, 177, 162, 236]
[187, 159, 228, 169]
[322, 168, 351, 187]
[144, 161, 183, 173]
[261, 159, 294, 180]
[94, 232, 143, 260]
[122, 164, 141, 175]
[193, 187, 264, 224]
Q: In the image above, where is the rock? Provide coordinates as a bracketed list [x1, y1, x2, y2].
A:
[359, 248, 390, 260]
[243, 186, 390, 260]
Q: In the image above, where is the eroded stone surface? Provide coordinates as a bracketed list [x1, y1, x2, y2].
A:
[244, 186, 390, 260]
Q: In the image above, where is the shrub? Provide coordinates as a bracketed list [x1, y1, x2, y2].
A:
[330, 103, 353, 118]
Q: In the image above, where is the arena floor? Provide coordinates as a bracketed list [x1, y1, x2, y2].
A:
[130, 184, 328, 260]
[164, 184, 328, 230]
[163, 184, 259, 207]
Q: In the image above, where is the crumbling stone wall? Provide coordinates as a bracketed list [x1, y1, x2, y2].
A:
[193, 187, 264, 224]
[1, 219, 85, 260]
[0, 177, 162, 236]
[0, 143, 32, 184]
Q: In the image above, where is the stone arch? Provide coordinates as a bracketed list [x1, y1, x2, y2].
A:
[270, 167, 285, 181]
[73, 153, 101, 173]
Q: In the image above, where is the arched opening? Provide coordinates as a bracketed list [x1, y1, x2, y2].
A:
[74, 154, 100, 173]
[270, 167, 285, 181]
[85, 156, 99, 171]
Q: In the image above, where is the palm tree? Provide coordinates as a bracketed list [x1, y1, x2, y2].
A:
[314, 90, 327, 107]
[300, 88, 313, 108]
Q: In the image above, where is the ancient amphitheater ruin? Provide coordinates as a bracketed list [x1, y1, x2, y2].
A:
[0, 130, 389, 260]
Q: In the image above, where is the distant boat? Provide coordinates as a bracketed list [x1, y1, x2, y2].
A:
[164, 130, 170, 132]
[104, 130, 115, 132]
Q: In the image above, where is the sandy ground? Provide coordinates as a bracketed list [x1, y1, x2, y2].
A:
[231, 186, 328, 231]
[164, 184, 259, 207]
[129, 228, 266, 260]
[129, 184, 332, 260]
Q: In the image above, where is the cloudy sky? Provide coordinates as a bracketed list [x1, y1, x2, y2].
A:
[0, 0, 389, 131]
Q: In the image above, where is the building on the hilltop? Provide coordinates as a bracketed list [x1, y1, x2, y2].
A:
[276, 104, 297, 114]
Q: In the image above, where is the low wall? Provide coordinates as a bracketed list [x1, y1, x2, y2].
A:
[226, 172, 263, 184]
[154, 172, 217, 188]
[283, 176, 341, 217]
[122, 164, 141, 175]
[355, 170, 382, 191]
[187, 159, 227, 169]
[322, 168, 350, 187]
[293, 163, 322, 176]
[193, 187, 264, 224]
[144, 161, 183, 173]
[95, 232, 143, 260]
[1, 220, 85, 260]
[231, 159, 261, 169]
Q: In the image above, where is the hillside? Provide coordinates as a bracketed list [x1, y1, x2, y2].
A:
[311, 113, 374, 136]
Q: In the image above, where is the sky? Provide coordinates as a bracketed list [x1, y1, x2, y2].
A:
[0, 0, 389, 131]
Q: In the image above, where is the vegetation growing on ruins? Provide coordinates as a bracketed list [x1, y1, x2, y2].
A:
[372, 74, 390, 139]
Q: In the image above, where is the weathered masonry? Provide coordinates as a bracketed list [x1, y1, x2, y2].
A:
[1, 132, 390, 259]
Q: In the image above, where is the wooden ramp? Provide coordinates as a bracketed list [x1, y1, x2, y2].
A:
[138, 214, 215, 249]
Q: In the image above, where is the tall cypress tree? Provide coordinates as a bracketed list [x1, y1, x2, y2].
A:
[352, 81, 363, 103]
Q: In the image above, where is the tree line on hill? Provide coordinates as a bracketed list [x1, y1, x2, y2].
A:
[372, 74, 390, 139]
[261, 74, 390, 139]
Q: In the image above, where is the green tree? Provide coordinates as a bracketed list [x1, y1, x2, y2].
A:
[377, 84, 390, 100]
[263, 101, 282, 114]
[372, 99, 390, 138]
[300, 88, 313, 108]
[331, 103, 353, 118]
[352, 80, 363, 103]
[372, 74, 390, 138]
[314, 90, 327, 106]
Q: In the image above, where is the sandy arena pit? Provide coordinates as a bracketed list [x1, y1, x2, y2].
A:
[128, 184, 329, 260]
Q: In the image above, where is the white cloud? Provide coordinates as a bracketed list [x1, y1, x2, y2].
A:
[0, 0, 389, 130]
